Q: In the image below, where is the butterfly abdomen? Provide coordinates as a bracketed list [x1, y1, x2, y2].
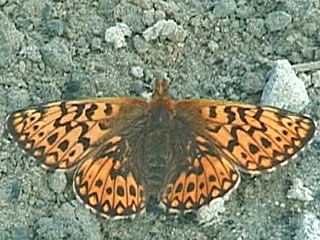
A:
[142, 130, 171, 196]
[145, 156, 167, 194]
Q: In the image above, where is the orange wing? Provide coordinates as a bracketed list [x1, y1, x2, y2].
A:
[7, 98, 149, 218]
[157, 106, 241, 212]
[176, 100, 316, 174]
[7, 79, 317, 218]
[6, 98, 147, 170]
[159, 100, 315, 213]
[160, 148, 240, 213]
[73, 135, 146, 218]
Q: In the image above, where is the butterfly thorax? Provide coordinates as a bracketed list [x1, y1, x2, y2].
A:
[148, 101, 174, 127]
[148, 79, 175, 126]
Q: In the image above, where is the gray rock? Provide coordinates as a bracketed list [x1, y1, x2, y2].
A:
[142, 19, 186, 42]
[212, 0, 237, 18]
[154, 10, 166, 22]
[197, 194, 228, 226]
[0, 0, 7, 6]
[143, 19, 173, 41]
[311, 71, 320, 88]
[6, 89, 31, 111]
[131, 66, 144, 78]
[46, 19, 64, 36]
[0, 13, 24, 68]
[287, 178, 314, 202]
[241, 71, 266, 93]
[295, 212, 320, 240]
[40, 40, 72, 72]
[261, 59, 309, 111]
[104, 23, 132, 49]
[0, 179, 19, 204]
[143, 9, 155, 26]
[47, 172, 67, 194]
[266, 11, 292, 32]
[246, 18, 267, 38]
[161, 20, 178, 37]
[133, 35, 150, 54]
[20, 44, 42, 62]
[90, 37, 102, 51]
[129, 80, 144, 94]
[302, 22, 317, 37]
[34, 201, 102, 240]
[0, 44, 12, 68]
[65, 71, 96, 99]
[0, 12, 24, 49]
[236, 6, 255, 19]
[11, 227, 30, 240]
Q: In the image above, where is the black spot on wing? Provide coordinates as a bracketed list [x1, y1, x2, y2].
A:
[104, 104, 113, 116]
[58, 140, 69, 152]
[85, 104, 98, 120]
[209, 106, 217, 118]
[261, 137, 272, 148]
[47, 133, 58, 145]
[224, 106, 235, 124]
[249, 144, 259, 154]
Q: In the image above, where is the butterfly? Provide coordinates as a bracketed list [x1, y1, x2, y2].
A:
[6, 79, 316, 219]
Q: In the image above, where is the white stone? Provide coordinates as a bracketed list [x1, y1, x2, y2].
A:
[105, 23, 132, 49]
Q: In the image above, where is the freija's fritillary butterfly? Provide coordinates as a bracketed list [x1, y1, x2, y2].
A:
[6, 79, 316, 219]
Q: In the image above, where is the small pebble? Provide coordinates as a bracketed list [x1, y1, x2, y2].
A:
[261, 59, 309, 111]
[295, 212, 320, 240]
[47, 172, 67, 194]
[287, 178, 314, 202]
[131, 66, 144, 78]
[46, 19, 64, 36]
[197, 196, 226, 226]
[311, 71, 320, 88]
[241, 71, 266, 93]
[212, 0, 237, 18]
[142, 19, 185, 42]
[266, 11, 292, 32]
[105, 23, 132, 49]
[40, 40, 72, 72]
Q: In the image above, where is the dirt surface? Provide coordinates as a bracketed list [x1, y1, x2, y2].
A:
[1, 1, 320, 240]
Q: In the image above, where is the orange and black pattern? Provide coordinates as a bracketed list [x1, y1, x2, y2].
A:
[6, 79, 316, 218]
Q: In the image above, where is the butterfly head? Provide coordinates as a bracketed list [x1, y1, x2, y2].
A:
[152, 79, 170, 101]
[149, 79, 175, 125]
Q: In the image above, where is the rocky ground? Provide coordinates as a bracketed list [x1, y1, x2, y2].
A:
[1, 0, 320, 239]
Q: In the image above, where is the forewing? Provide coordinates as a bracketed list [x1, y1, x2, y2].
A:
[6, 98, 148, 171]
[176, 100, 316, 174]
